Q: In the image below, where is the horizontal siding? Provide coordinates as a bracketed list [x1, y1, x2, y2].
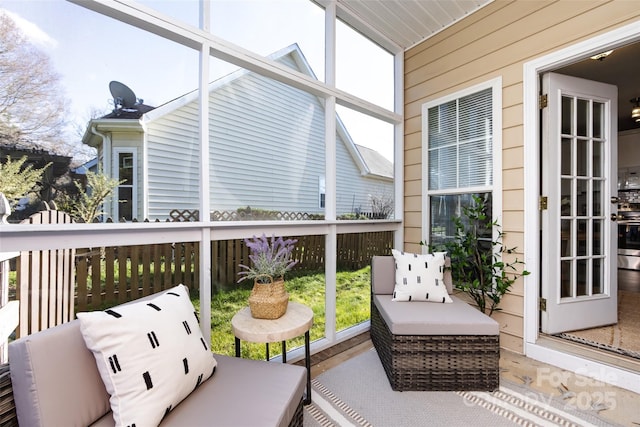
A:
[147, 103, 200, 219]
[404, 0, 640, 353]
[143, 52, 390, 219]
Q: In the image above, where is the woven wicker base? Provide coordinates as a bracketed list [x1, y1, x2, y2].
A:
[0, 364, 17, 427]
[371, 303, 500, 391]
[289, 397, 304, 427]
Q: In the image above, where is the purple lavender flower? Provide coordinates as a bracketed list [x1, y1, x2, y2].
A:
[237, 234, 298, 283]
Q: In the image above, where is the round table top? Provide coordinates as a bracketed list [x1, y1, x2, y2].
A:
[231, 301, 314, 343]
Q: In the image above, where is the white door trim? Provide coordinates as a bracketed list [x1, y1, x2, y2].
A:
[523, 20, 640, 394]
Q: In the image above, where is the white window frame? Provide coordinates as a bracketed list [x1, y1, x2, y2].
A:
[113, 148, 137, 221]
[421, 77, 503, 246]
[3, 0, 405, 356]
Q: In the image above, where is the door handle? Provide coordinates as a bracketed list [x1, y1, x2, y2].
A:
[611, 196, 620, 204]
[611, 213, 618, 221]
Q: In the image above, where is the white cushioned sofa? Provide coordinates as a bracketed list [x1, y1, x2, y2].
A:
[3, 285, 306, 427]
[370, 254, 500, 392]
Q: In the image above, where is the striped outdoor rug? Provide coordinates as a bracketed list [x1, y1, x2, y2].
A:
[303, 349, 621, 427]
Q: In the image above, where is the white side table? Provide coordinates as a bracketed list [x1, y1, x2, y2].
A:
[231, 301, 313, 404]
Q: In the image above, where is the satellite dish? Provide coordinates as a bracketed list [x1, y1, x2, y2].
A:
[109, 81, 137, 109]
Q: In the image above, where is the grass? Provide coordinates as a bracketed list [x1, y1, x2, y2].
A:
[192, 266, 371, 360]
[8, 264, 371, 360]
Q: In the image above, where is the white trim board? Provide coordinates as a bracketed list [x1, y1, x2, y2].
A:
[523, 20, 640, 394]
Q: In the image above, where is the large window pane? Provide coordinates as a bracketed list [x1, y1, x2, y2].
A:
[336, 107, 394, 219]
[2, 0, 199, 222]
[429, 193, 492, 248]
[427, 88, 493, 191]
[211, 236, 326, 359]
[211, 0, 324, 81]
[208, 56, 326, 221]
[336, 19, 393, 110]
[336, 231, 393, 334]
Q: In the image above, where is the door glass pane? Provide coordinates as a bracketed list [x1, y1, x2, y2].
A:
[593, 101, 604, 138]
[577, 99, 588, 137]
[561, 138, 572, 175]
[118, 187, 133, 221]
[593, 258, 603, 294]
[561, 96, 573, 135]
[577, 179, 588, 216]
[593, 140, 604, 177]
[577, 139, 588, 176]
[561, 219, 572, 256]
[577, 259, 588, 296]
[593, 219, 603, 255]
[593, 180, 603, 216]
[561, 260, 572, 298]
[577, 219, 588, 256]
[561, 179, 572, 216]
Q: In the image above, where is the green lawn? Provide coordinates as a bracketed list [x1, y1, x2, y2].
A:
[192, 266, 371, 360]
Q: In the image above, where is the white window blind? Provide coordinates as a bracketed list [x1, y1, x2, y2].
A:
[427, 88, 493, 191]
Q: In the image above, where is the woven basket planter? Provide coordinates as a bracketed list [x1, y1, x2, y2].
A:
[248, 275, 289, 319]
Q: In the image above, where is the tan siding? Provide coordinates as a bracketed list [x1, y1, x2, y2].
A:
[503, 169, 524, 190]
[503, 126, 524, 150]
[404, 0, 640, 354]
[502, 210, 524, 232]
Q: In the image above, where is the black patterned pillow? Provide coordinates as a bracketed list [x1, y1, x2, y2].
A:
[77, 284, 217, 427]
[391, 249, 452, 303]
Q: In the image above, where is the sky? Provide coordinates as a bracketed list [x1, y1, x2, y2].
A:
[0, 0, 395, 162]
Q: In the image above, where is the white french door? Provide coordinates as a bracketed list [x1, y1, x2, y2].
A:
[540, 72, 618, 335]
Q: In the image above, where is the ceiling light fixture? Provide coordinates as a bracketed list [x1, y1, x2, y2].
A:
[631, 98, 640, 122]
[590, 50, 614, 61]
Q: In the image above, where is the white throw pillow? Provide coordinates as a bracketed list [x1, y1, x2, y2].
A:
[77, 284, 217, 427]
[391, 249, 452, 303]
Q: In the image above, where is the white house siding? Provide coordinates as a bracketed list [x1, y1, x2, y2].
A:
[142, 49, 392, 220]
[336, 137, 391, 216]
[404, 1, 640, 354]
[146, 104, 200, 220]
[207, 69, 326, 214]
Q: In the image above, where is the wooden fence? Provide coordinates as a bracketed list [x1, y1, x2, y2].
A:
[12, 231, 393, 319]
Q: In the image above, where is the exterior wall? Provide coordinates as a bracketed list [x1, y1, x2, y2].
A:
[404, 1, 640, 353]
[144, 52, 393, 220]
[146, 105, 200, 219]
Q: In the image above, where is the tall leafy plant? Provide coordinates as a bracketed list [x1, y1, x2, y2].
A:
[428, 195, 529, 315]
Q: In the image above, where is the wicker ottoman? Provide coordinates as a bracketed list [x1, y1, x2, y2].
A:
[370, 255, 500, 392]
[371, 303, 499, 391]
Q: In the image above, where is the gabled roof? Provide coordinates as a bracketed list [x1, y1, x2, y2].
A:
[355, 144, 393, 180]
[143, 43, 392, 179]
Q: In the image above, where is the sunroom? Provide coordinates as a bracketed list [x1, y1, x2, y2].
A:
[2, 0, 640, 425]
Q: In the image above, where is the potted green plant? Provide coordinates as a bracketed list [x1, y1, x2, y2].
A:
[238, 234, 298, 319]
[427, 195, 529, 316]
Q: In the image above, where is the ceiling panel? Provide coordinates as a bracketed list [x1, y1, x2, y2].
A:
[336, 0, 491, 50]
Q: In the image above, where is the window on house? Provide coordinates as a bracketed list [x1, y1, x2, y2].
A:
[116, 150, 136, 221]
[422, 80, 500, 246]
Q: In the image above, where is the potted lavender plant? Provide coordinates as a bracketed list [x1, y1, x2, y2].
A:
[238, 234, 298, 319]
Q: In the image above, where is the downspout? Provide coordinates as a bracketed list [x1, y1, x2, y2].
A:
[90, 125, 112, 221]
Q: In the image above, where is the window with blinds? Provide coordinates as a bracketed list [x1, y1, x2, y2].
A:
[427, 87, 493, 191]
[422, 79, 500, 247]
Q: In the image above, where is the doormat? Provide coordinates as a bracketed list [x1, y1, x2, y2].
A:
[555, 291, 640, 361]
